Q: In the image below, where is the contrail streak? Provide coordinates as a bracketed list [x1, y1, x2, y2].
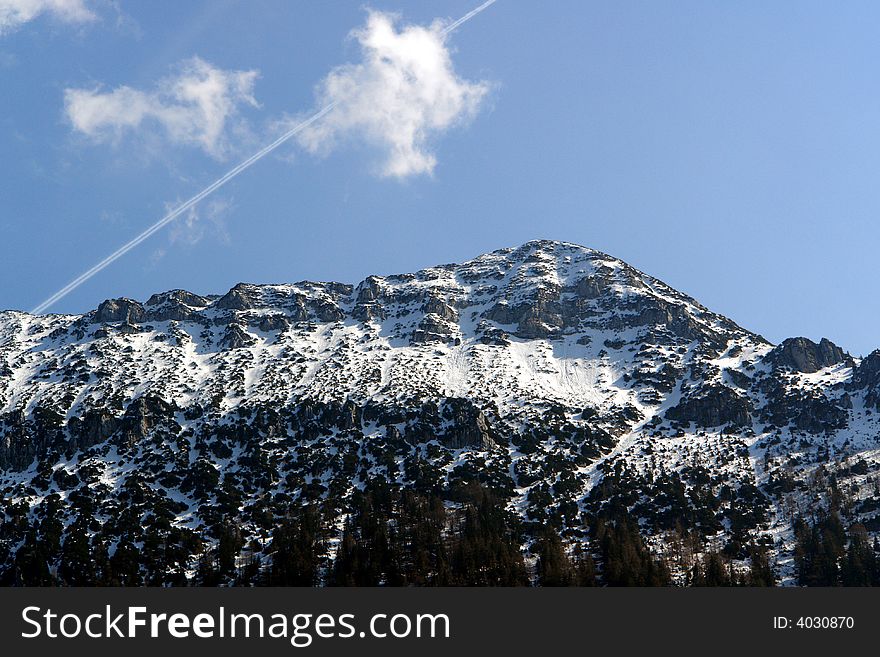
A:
[31, 1, 498, 315]
[30, 103, 336, 314]
[442, 0, 496, 35]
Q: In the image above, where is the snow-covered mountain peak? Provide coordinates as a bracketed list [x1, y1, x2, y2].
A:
[2, 240, 879, 586]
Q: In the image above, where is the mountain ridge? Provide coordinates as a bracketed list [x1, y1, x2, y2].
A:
[1, 239, 878, 586]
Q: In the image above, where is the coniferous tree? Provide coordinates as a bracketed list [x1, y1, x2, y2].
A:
[571, 544, 599, 586]
[747, 544, 776, 587]
[59, 522, 95, 585]
[268, 504, 325, 585]
[535, 529, 575, 586]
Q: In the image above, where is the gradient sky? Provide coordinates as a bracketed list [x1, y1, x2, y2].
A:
[2, 1, 879, 355]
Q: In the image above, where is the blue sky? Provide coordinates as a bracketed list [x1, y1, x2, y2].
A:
[1, 1, 879, 354]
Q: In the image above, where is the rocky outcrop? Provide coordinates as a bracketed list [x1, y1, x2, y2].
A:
[485, 287, 564, 339]
[789, 395, 850, 433]
[93, 298, 145, 324]
[144, 289, 208, 322]
[411, 314, 456, 344]
[666, 386, 752, 428]
[851, 351, 880, 388]
[848, 351, 880, 409]
[116, 394, 177, 449]
[146, 289, 210, 308]
[214, 283, 258, 311]
[767, 337, 850, 373]
[421, 297, 458, 321]
[440, 398, 496, 450]
[312, 300, 345, 323]
[759, 379, 849, 434]
[572, 275, 606, 299]
[0, 407, 65, 470]
[88, 285, 347, 327]
[68, 409, 120, 452]
[352, 276, 387, 322]
[257, 315, 290, 332]
[220, 324, 257, 350]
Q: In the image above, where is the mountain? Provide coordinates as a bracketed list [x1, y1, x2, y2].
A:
[2, 239, 879, 586]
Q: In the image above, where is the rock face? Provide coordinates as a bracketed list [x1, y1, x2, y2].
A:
[440, 398, 496, 450]
[68, 409, 119, 452]
[666, 386, 752, 428]
[94, 298, 145, 324]
[220, 324, 257, 350]
[768, 337, 850, 373]
[1, 239, 879, 586]
[144, 289, 209, 322]
[116, 394, 178, 448]
[849, 350, 880, 409]
[145, 289, 210, 308]
[214, 283, 259, 311]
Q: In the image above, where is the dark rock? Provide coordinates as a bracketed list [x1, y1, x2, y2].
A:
[93, 298, 145, 324]
[220, 324, 257, 350]
[312, 300, 344, 322]
[485, 301, 515, 325]
[145, 289, 209, 308]
[848, 351, 880, 409]
[214, 284, 258, 311]
[485, 288, 564, 340]
[411, 314, 455, 344]
[340, 399, 361, 430]
[284, 299, 310, 323]
[439, 398, 496, 450]
[258, 315, 290, 332]
[355, 276, 383, 303]
[573, 276, 605, 299]
[759, 380, 849, 434]
[790, 396, 849, 433]
[725, 368, 752, 390]
[116, 394, 177, 448]
[476, 321, 509, 346]
[250, 406, 287, 438]
[666, 385, 752, 428]
[351, 277, 386, 322]
[851, 350, 880, 389]
[68, 409, 119, 451]
[421, 297, 458, 321]
[767, 337, 850, 373]
[631, 363, 681, 393]
[385, 424, 403, 445]
[0, 406, 66, 470]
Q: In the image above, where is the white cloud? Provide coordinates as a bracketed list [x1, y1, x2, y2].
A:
[64, 57, 259, 159]
[168, 197, 231, 247]
[150, 197, 231, 265]
[296, 10, 490, 178]
[0, 0, 95, 35]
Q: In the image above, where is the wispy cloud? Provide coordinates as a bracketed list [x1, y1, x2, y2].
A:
[150, 197, 231, 266]
[167, 196, 231, 247]
[0, 0, 96, 35]
[296, 10, 491, 178]
[64, 57, 259, 159]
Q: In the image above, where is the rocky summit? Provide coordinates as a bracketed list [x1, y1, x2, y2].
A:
[1, 240, 878, 586]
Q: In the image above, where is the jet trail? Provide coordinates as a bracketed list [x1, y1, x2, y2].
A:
[442, 0, 497, 35]
[31, 103, 336, 314]
[31, 1, 498, 315]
